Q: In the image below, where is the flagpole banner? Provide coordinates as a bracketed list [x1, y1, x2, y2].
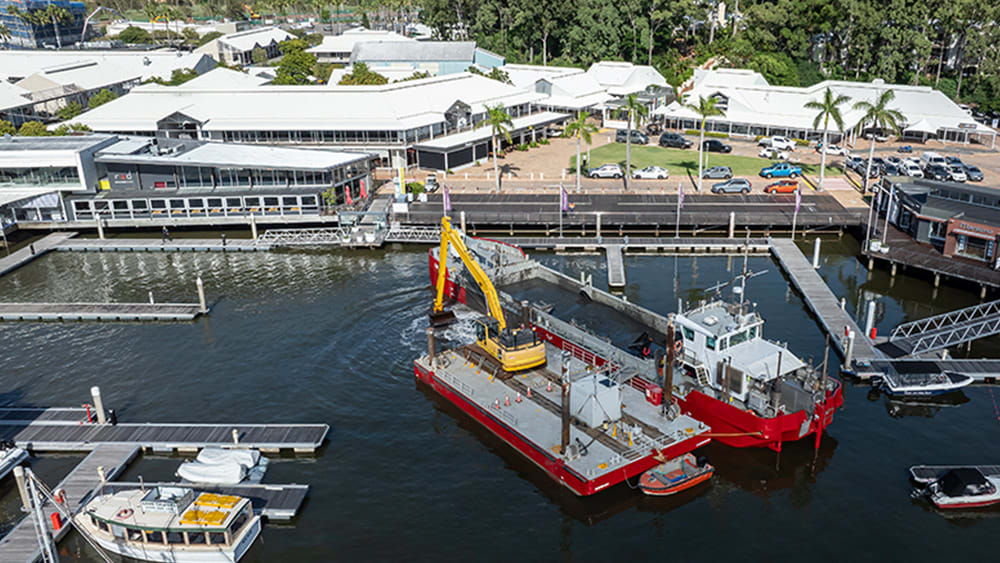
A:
[561, 186, 569, 212]
[443, 187, 451, 213]
[795, 189, 801, 214]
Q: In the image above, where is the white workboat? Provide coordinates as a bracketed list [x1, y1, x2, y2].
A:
[75, 486, 261, 562]
[879, 371, 974, 397]
[911, 466, 1000, 510]
[177, 448, 269, 485]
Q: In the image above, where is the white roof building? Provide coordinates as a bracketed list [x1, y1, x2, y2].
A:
[0, 51, 217, 83]
[586, 61, 669, 97]
[501, 64, 611, 112]
[307, 28, 414, 64]
[71, 72, 566, 170]
[656, 68, 996, 146]
[194, 26, 294, 66]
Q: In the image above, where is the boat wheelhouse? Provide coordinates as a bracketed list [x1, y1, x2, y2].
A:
[75, 486, 261, 562]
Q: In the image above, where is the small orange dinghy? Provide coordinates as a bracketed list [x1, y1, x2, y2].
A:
[639, 453, 714, 496]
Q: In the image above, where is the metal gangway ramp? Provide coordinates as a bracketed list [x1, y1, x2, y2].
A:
[880, 298, 1000, 357]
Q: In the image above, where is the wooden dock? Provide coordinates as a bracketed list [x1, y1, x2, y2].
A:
[770, 238, 880, 363]
[605, 244, 625, 288]
[0, 407, 329, 453]
[57, 238, 270, 252]
[0, 443, 139, 563]
[0, 232, 77, 277]
[0, 302, 206, 322]
[103, 482, 310, 520]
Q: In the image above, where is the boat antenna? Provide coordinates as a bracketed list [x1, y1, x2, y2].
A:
[740, 229, 750, 307]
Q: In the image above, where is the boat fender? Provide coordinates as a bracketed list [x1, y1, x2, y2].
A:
[116, 508, 134, 519]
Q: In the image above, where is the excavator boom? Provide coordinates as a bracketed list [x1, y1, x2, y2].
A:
[432, 216, 506, 329]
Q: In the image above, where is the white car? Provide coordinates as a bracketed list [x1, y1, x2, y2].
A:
[632, 165, 669, 179]
[588, 163, 624, 179]
[758, 135, 796, 151]
[865, 131, 889, 142]
[759, 147, 790, 160]
[948, 165, 968, 182]
[902, 161, 923, 177]
[820, 144, 848, 156]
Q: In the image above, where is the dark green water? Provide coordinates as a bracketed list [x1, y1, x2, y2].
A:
[0, 238, 998, 562]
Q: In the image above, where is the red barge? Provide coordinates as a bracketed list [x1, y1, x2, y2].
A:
[427, 236, 842, 454]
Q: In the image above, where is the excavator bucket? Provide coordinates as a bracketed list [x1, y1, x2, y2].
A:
[429, 309, 457, 327]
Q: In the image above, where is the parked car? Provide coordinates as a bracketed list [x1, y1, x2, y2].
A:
[920, 151, 948, 170]
[886, 156, 903, 166]
[759, 147, 790, 160]
[819, 144, 848, 156]
[864, 130, 889, 142]
[702, 166, 733, 179]
[902, 161, 924, 178]
[711, 178, 752, 194]
[588, 163, 624, 179]
[872, 157, 886, 171]
[758, 136, 796, 151]
[945, 155, 964, 167]
[760, 162, 802, 178]
[764, 179, 799, 194]
[703, 139, 732, 153]
[948, 165, 968, 182]
[925, 164, 951, 181]
[616, 129, 649, 144]
[633, 165, 669, 179]
[844, 155, 864, 172]
[883, 163, 902, 176]
[964, 164, 985, 182]
[659, 132, 693, 149]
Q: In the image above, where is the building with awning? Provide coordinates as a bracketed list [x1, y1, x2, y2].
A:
[655, 68, 997, 148]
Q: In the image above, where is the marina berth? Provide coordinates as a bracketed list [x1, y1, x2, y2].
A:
[75, 486, 261, 562]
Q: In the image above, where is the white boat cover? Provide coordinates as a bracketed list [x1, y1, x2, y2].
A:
[176, 460, 246, 485]
[196, 448, 260, 468]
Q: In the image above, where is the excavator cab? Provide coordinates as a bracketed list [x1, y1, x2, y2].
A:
[432, 216, 546, 372]
[475, 319, 547, 372]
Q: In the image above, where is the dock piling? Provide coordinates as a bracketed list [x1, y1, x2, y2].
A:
[250, 216, 258, 240]
[596, 212, 602, 239]
[90, 386, 106, 424]
[426, 328, 436, 368]
[13, 466, 29, 511]
[840, 297, 846, 311]
[812, 238, 821, 269]
[232, 429, 240, 445]
[728, 212, 735, 239]
[460, 211, 466, 233]
[96, 217, 104, 240]
[196, 276, 207, 313]
[845, 330, 856, 367]
[148, 291, 154, 305]
[864, 301, 876, 338]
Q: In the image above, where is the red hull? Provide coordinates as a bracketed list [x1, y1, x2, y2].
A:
[934, 498, 1000, 510]
[429, 252, 467, 305]
[413, 361, 710, 496]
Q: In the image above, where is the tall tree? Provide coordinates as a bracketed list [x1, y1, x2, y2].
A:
[616, 93, 648, 190]
[478, 103, 513, 193]
[0, 23, 10, 47]
[853, 89, 903, 196]
[563, 111, 598, 193]
[804, 87, 850, 191]
[684, 95, 724, 192]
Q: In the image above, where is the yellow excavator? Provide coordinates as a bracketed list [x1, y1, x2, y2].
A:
[431, 216, 547, 372]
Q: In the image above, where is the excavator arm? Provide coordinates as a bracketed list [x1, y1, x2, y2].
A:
[433, 216, 506, 330]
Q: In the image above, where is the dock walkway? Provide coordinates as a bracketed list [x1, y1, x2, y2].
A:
[0, 407, 328, 453]
[770, 238, 879, 363]
[57, 238, 270, 252]
[0, 443, 138, 563]
[606, 245, 625, 288]
[0, 232, 77, 277]
[0, 302, 205, 322]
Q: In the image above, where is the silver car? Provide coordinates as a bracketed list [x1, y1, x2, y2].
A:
[711, 178, 752, 194]
[633, 166, 669, 179]
[588, 163, 624, 179]
[702, 166, 733, 179]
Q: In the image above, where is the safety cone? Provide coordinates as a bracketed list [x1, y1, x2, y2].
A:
[493, 399, 500, 410]
[547, 381, 552, 392]
[516, 391, 522, 403]
[504, 395, 510, 407]
[526, 387, 532, 398]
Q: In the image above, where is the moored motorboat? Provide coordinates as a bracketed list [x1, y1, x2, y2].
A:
[911, 466, 1000, 510]
[177, 448, 269, 485]
[638, 453, 714, 496]
[75, 486, 261, 562]
[879, 371, 974, 397]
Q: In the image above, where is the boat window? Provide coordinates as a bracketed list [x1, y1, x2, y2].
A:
[681, 326, 695, 341]
[187, 531, 207, 545]
[229, 511, 249, 535]
[166, 531, 185, 544]
[706, 336, 717, 350]
[97, 520, 109, 532]
[128, 528, 144, 541]
[209, 532, 227, 545]
[730, 330, 749, 347]
[719, 337, 728, 351]
[748, 325, 759, 339]
[145, 531, 164, 544]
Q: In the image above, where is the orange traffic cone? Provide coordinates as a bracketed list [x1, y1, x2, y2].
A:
[526, 387, 532, 398]
[547, 381, 552, 392]
[493, 399, 500, 410]
[504, 395, 510, 407]
[516, 391, 522, 403]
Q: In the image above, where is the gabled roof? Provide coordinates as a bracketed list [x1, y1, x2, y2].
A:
[586, 61, 668, 96]
[307, 29, 413, 54]
[175, 68, 270, 89]
[351, 41, 477, 63]
[217, 27, 294, 52]
[0, 51, 216, 82]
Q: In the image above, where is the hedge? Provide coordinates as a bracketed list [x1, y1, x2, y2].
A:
[685, 129, 729, 139]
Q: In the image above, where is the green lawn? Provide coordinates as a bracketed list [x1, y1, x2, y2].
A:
[571, 144, 843, 178]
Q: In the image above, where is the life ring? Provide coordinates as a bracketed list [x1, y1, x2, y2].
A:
[115, 508, 133, 519]
[673, 340, 684, 355]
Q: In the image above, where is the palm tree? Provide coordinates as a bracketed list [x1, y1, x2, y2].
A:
[564, 111, 598, 193]
[0, 23, 11, 47]
[684, 95, 725, 192]
[853, 89, 904, 248]
[40, 5, 71, 48]
[477, 103, 513, 193]
[615, 93, 649, 190]
[804, 87, 850, 191]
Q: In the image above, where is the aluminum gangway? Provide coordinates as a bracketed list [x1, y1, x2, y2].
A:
[256, 227, 351, 246]
[881, 298, 1000, 357]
